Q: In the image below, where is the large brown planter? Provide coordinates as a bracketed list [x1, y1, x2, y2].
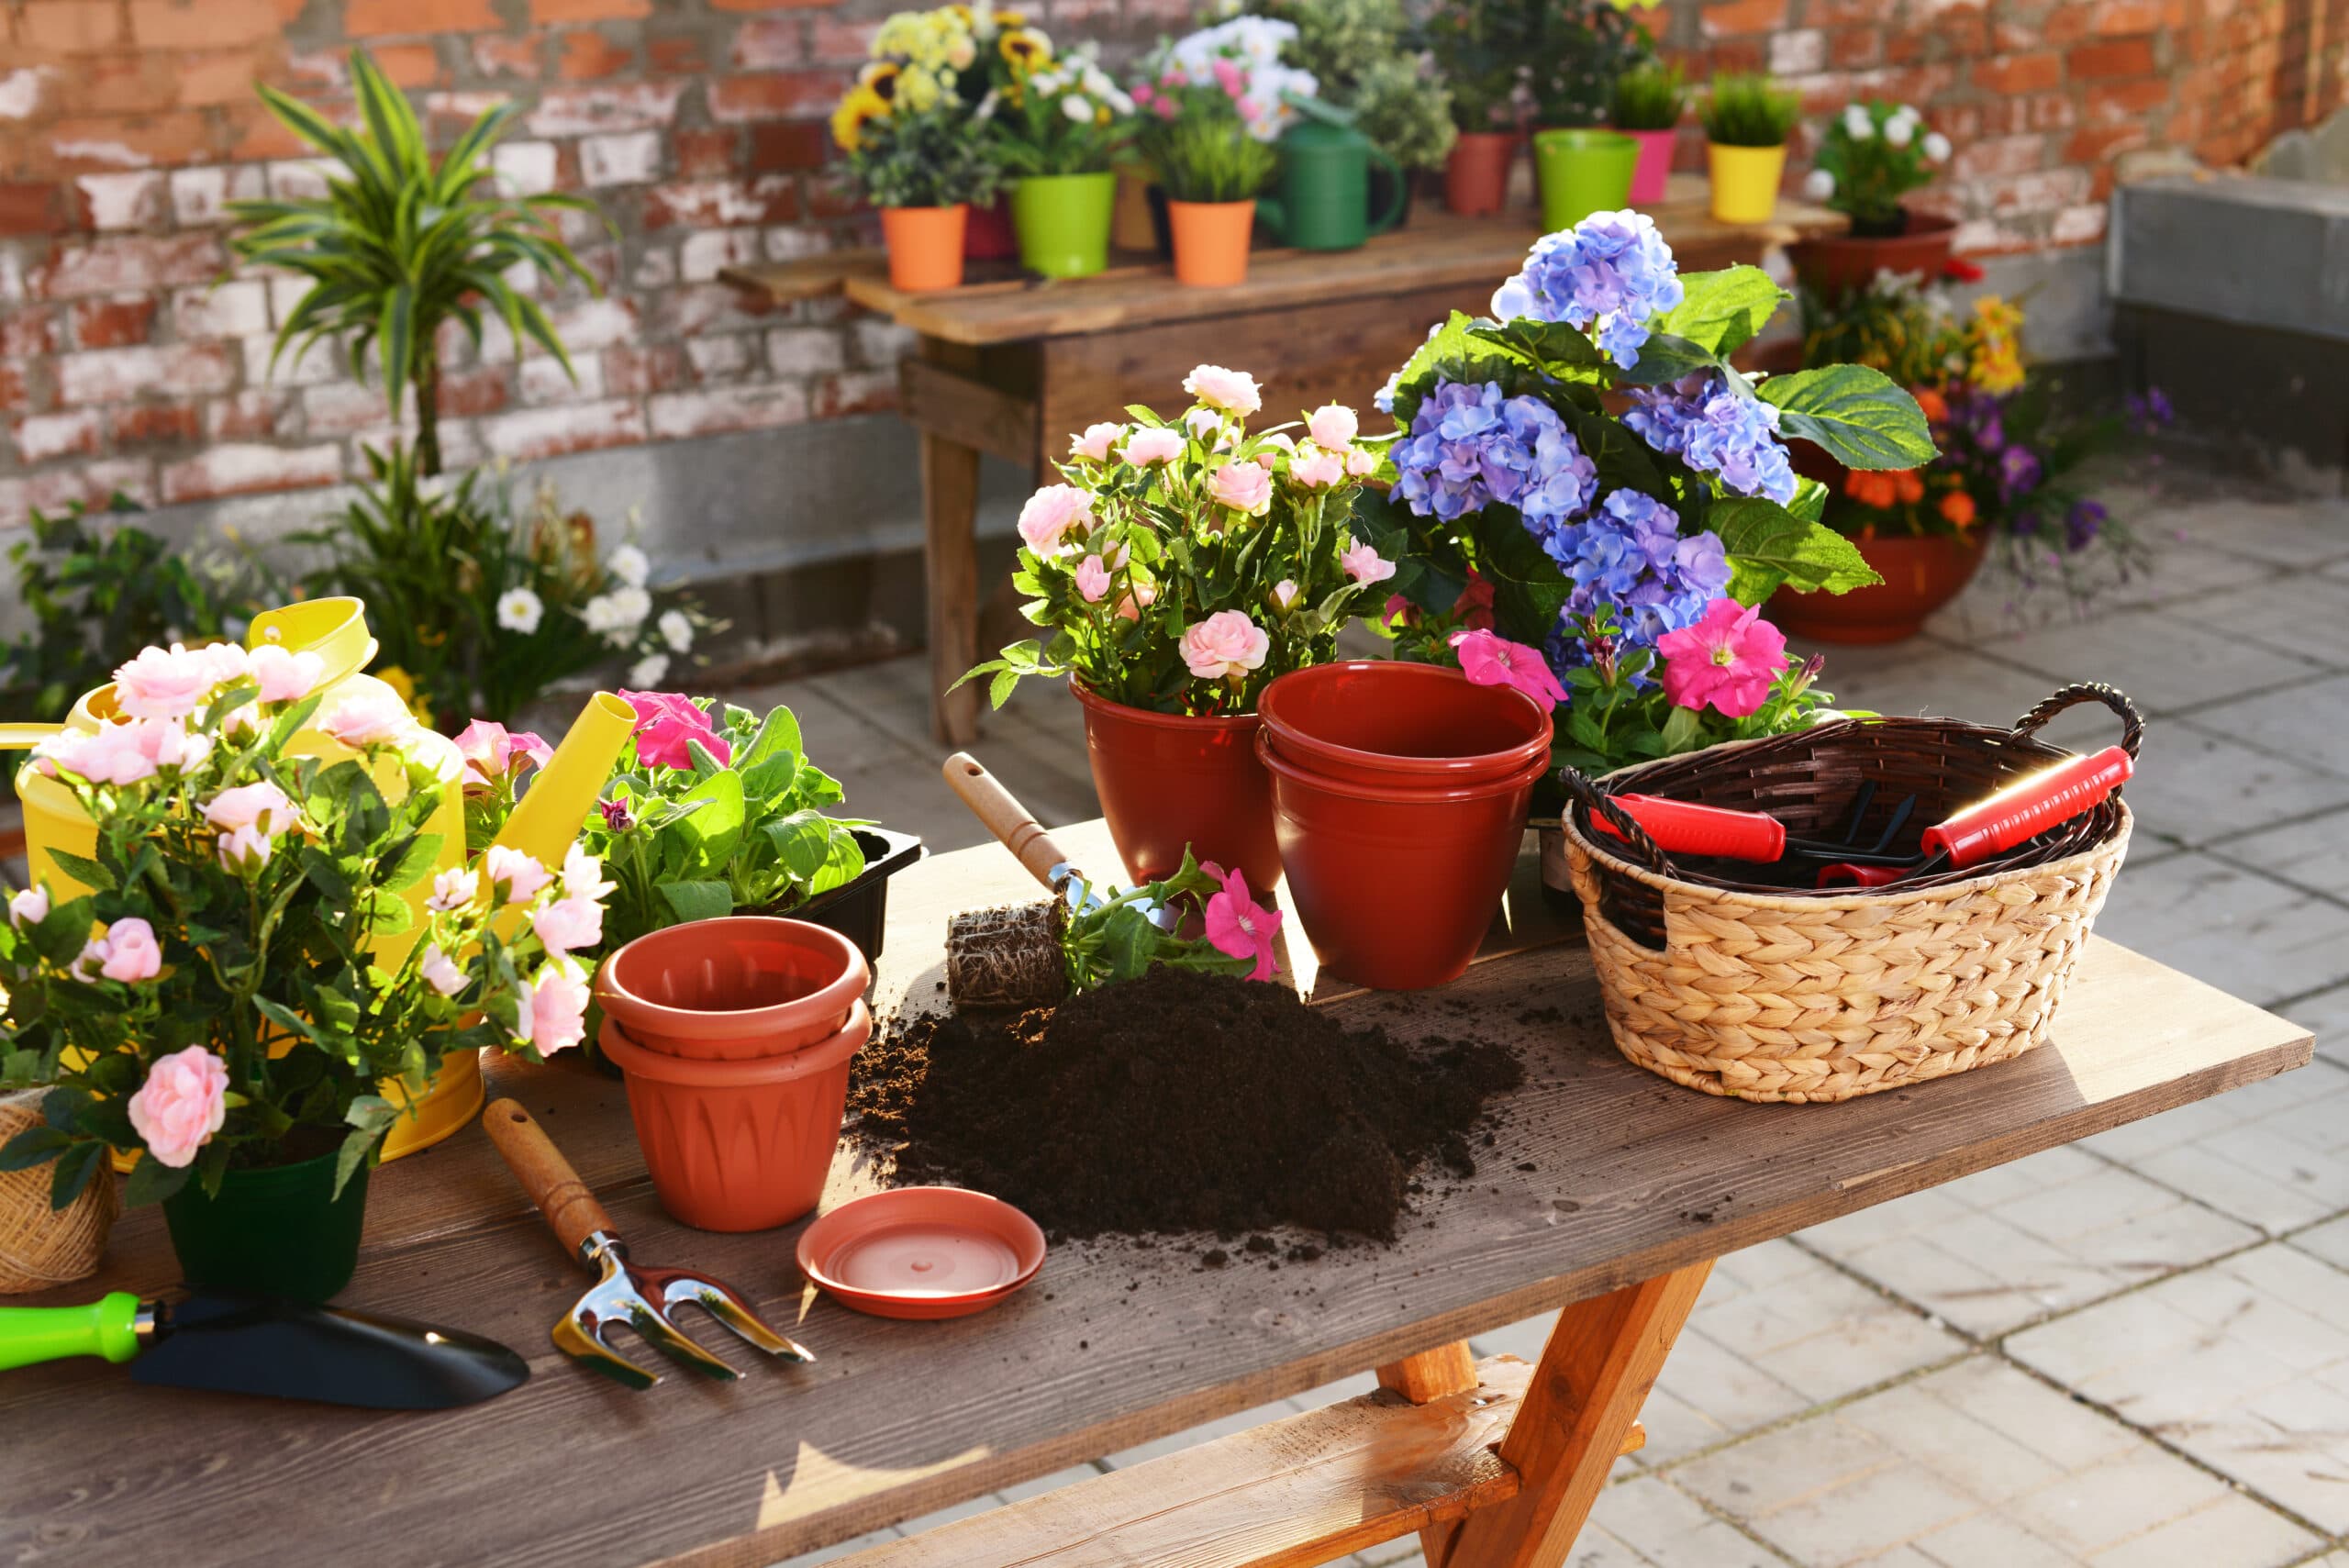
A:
[1768, 531, 1988, 645]
[1786, 210, 1958, 300]
[1444, 131, 1517, 217]
[1071, 679, 1281, 893]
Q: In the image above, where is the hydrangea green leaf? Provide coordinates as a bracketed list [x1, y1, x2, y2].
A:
[1757, 365, 1939, 470]
[1710, 496, 1885, 601]
[1655, 265, 1787, 356]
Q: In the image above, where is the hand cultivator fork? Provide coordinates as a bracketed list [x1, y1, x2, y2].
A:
[484, 1097, 815, 1389]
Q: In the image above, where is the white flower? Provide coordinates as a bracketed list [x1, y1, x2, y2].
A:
[658, 610, 694, 653]
[495, 587, 545, 635]
[583, 585, 652, 643]
[1923, 131, 1952, 162]
[1842, 106, 1873, 139]
[1061, 93, 1094, 123]
[607, 544, 650, 588]
[1803, 169, 1836, 200]
[629, 652, 670, 687]
[1884, 115, 1915, 148]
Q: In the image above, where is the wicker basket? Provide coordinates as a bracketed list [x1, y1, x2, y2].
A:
[1559, 684, 2140, 1104]
[0, 1088, 117, 1293]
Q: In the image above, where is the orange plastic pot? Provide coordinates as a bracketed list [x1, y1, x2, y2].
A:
[1444, 131, 1517, 217]
[600, 1003, 869, 1232]
[1071, 679, 1281, 893]
[1257, 732, 1542, 991]
[1259, 662, 1552, 787]
[594, 917, 868, 1062]
[881, 205, 968, 293]
[1166, 197, 1254, 287]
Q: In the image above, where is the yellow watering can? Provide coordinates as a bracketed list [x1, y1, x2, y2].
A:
[3, 598, 635, 1162]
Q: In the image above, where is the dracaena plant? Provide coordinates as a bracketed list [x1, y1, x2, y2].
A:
[227, 50, 602, 475]
[0, 641, 612, 1209]
[580, 694, 869, 950]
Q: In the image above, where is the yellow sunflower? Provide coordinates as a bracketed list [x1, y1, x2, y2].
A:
[998, 27, 1051, 69]
[830, 84, 892, 151]
[860, 59, 902, 102]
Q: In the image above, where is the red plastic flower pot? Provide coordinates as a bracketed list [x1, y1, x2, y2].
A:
[600, 1005, 869, 1232]
[1071, 679, 1282, 893]
[1256, 731, 1544, 991]
[1258, 661, 1553, 788]
[1767, 531, 1987, 645]
[1785, 211, 1958, 303]
[594, 917, 869, 1062]
[1444, 131, 1517, 217]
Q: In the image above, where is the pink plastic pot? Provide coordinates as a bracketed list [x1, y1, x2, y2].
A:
[600, 1004, 869, 1231]
[1257, 731, 1542, 991]
[1071, 679, 1281, 893]
[594, 917, 868, 1062]
[1258, 662, 1553, 788]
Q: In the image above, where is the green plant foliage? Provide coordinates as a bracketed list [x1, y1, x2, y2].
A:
[1144, 106, 1281, 202]
[227, 50, 604, 475]
[841, 103, 1004, 208]
[1422, 0, 1536, 131]
[1610, 60, 1687, 132]
[1528, 0, 1653, 129]
[1246, 0, 1458, 169]
[1702, 72, 1800, 147]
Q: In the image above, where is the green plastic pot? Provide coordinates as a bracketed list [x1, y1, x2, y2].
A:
[161, 1146, 371, 1305]
[1532, 129, 1640, 232]
[1011, 172, 1117, 278]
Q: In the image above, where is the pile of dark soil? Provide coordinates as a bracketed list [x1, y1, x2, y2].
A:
[846, 968, 1521, 1243]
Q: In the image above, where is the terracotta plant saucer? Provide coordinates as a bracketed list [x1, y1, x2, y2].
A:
[796, 1188, 1047, 1320]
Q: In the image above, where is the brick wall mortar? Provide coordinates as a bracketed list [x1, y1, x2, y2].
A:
[1, 0, 2344, 525]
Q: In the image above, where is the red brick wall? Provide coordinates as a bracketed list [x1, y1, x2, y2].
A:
[0, 0, 2341, 528]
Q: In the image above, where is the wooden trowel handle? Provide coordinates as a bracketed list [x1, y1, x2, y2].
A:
[942, 752, 1076, 892]
[484, 1097, 614, 1260]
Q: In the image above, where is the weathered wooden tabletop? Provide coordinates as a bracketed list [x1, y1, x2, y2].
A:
[0, 822, 2310, 1568]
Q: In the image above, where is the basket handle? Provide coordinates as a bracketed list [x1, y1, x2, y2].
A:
[1557, 765, 1675, 877]
[2010, 683, 2143, 761]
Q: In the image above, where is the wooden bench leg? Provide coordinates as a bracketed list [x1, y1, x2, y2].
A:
[918, 339, 985, 748]
[1436, 1262, 1712, 1568]
[1377, 1341, 1484, 1567]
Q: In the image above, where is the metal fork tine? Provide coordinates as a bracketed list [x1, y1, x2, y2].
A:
[628, 1299, 741, 1381]
[663, 1276, 817, 1363]
[555, 1311, 661, 1391]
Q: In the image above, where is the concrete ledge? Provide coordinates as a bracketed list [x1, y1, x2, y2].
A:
[2111, 173, 2349, 342]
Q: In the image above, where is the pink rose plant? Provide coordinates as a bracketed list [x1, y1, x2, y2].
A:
[248, 645, 325, 704]
[8, 887, 47, 928]
[1071, 421, 1124, 462]
[1290, 446, 1345, 489]
[1182, 363, 1263, 417]
[319, 685, 417, 747]
[1657, 598, 1788, 718]
[1181, 610, 1271, 681]
[112, 643, 239, 721]
[1017, 484, 1095, 554]
[125, 1045, 229, 1169]
[95, 917, 162, 983]
[1208, 458, 1274, 517]
[1306, 404, 1359, 450]
[1074, 554, 1111, 603]
[1122, 427, 1185, 466]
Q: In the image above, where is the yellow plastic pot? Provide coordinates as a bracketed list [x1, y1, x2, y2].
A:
[2, 599, 636, 1162]
[1707, 141, 1787, 225]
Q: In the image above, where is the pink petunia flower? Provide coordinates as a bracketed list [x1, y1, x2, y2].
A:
[1182, 363, 1263, 417]
[1122, 427, 1185, 466]
[621, 690, 730, 771]
[453, 718, 553, 790]
[1208, 459, 1273, 516]
[419, 944, 467, 998]
[484, 845, 554, 903]
[530, 895, 605, 955]
[1340, 537, 1395, 585]
[1201, 862, 1281, 982]
[1656, 598, 1788, 718]
[1452, 572, 1497, 631]
[1074, 553, 1111, 603]
[1180, 610, 1269, 681]
[521, 961, 591, 1054]
[126, 1045, 228, 1168]
[1450, 628, 1569, 709]
[1016, 484, 1095, 555]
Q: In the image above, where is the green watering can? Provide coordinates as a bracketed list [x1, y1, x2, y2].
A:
[1256, 100, 1406, 252]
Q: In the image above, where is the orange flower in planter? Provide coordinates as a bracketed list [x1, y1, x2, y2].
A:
[1939, 489, 1977, 528]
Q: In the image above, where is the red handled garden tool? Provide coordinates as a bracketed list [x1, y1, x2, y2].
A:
[484, 1098, 814, 1389]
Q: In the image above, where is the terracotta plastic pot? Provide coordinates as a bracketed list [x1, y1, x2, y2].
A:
[594, 917, 868, 1062]
[880, 205, 967, 293]
[1166, 197, 1255, 287]
[1258, 661, 1553, 787]
[1767, 531, 1988, 645]
[1625, 128, 1676, 205]
[1444, 131, 1516, 217]
[1071, 679, 1281, 893]
[600, 1004, 869, 1232]
[1785, 210, 1958, 301]
[1708, 141, 1786, 224]
[1257, 732, 1542, 991]
[964, 195, 1017, 260]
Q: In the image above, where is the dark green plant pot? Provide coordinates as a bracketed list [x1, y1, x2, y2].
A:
[161, 1147, 371, 1305]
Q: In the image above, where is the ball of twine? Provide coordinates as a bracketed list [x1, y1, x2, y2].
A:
[0, 1089, 117, 1294]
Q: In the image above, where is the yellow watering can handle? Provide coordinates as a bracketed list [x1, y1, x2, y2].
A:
[0, 723, 64, 751]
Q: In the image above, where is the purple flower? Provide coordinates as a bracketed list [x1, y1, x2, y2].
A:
[2065, 499, 2106, 550]
[1542, 491, 1731, 685]
[1998, 444, 2043, 501]
[1392, 379, 1597, 532]
[2125, 385, 2174, 434]
[1624, 373, 1798, 506]
[1489, 210, 1685, 370]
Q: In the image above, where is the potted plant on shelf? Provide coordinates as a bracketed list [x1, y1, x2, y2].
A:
[1528, 0, 1653, 132]
[1423, 0, 1530, 215]
[1238, 0, 1456, 228]
[842, 6, 1040, 260]
[1778, 274, 2162, 641]
[0, 644, 607, 1302]
[1788, 100, 1956, 301]
[1701, 72, 1799, 224]
[1611, 60, 1687, 206]
[1364, 210, 1936, 897]
[833, 71, 1001, 292]
[961, 368, 1395, 892]
[1138, 98, 1279, 286]
[993, 38, 1138, 277]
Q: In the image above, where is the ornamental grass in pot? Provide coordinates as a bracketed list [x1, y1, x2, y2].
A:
[1701, 72, 1798, 224]
[1137, 95, 1279, 288]
[1610, 61, 1687, 206]
[1789, 99, 1956, 303]
[964, 369, 1403, 893]
[0, 644, 608, 1302]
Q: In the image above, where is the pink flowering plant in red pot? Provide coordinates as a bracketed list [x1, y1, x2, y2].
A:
[577, 692, 870, 950]
[0, 641, 609, 1210]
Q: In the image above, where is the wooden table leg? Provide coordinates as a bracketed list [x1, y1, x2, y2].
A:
[918, 338, 985, 747]
[1377, 1341, 1484, 1566]
[1437, 1262, 1713, 1568]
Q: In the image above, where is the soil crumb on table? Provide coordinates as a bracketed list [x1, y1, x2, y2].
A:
[847, 968, 1521, 1243]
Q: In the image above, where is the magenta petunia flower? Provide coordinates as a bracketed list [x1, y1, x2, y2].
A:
[1656, 598, 1787, 718]
[1202, 862, 1281, 982]
[1449, 628, 1568, 708]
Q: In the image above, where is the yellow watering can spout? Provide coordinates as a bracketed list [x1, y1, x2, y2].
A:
[492, 691, 635, 868]
[0, 723, 63, 752]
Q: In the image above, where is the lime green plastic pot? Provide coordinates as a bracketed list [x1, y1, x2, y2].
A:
[161, 1147, 371, 1305]
[1011, 172, 1117, 278]
[1532, 129, 1640, 232]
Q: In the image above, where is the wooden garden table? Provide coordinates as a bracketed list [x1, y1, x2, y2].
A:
[0, 821, 2307, 1568]
[722, 179, 1840, 748]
